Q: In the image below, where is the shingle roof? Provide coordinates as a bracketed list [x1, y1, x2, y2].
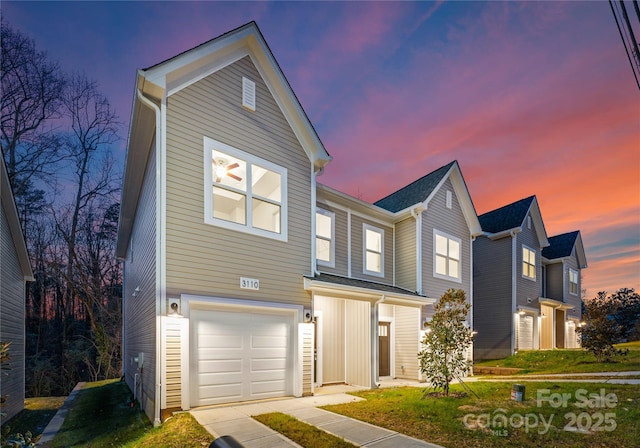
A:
[478, 196, 535, 233]
[374, 161, 456, 213]
[306, 273, 422, 297]
[542, 231, 580, 259]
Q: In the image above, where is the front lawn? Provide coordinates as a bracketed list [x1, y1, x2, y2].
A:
[323, 383, 640, 448]
[474, 347, 640, 374]
[254, 412, 356, 448]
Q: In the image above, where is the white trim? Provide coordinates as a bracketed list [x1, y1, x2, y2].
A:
[363, 223, 385, 278]
[203, 136, 288, 242]
[522, 244, 537, 281]
[311, 165, 317, 274]
[415, 210, 422, 294]
[315, 208, 335, 268]
[569, 268, 579, 296]
[316, 196, 394, 228]
[432, 229, 463, 283]
[347, 209, 352, 277]
[313, 309, 323, 386]
[511, 232, 517, 354]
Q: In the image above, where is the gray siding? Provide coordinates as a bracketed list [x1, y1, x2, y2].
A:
[316, 201, 348, 276]
[395, 217, 416, 291]
[564, 253, 582, 320]
[123, 143, 157, 422]
[164, 56, 312, 306]
[422, 179, 472, 300]
[515, 213, 542, 309]
[350, 214, 394, 284]
[545, 263, 563, 300]
[0, 204, 25, 424]
[473, 235, 513, 360]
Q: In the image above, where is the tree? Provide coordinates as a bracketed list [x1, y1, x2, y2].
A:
[0, 342, 10, 417]
[578, 288, 640, 362]
[418, 289, 473, 396]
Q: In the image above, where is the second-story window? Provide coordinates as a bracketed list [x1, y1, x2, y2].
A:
[434, 229, 462, 282]
[204, 137, 287, 241]
[363, 224, 384, 277]
[316, 208, 334, 267]
[569, 268, 579, 295]
[522, 245, 536, 280]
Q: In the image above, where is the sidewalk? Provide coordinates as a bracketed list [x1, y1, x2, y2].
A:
[36, 382, 85, 447]
[190, 393, 443, 448]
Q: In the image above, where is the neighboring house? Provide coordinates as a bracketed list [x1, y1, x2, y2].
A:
[0, 155, 34, 424]
[117, 21, 481, 424]
[311, 161, 481, 386]
[473, 197, 588, 360]
[473, 196, 549, 360]
[541, 231, 588, 349]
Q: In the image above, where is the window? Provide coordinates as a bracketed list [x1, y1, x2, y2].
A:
[522, 245, 536, 280]
[434, 229, 462, 282]
[204, 137, 287, 241]
[363, 224, 384, 276]
[316, 208, 334, 267]
[569, 269, 579, 295]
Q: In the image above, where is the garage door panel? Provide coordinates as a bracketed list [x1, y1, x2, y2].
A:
[199, 359, 242, 373]
[191, 307, 294, 407]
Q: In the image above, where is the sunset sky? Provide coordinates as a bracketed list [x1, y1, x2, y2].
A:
[5, 1, 639, 299]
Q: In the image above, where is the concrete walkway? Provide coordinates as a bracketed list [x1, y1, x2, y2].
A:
[190, 393, 443, 448]
[36, 382, 85, 447]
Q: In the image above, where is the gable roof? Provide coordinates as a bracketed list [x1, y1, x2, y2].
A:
[374, 162, 455, 212]
[543, 231, 588, 268]
[479, 195, 549, 247]
[117, 21, 332, 258]
[373, 161, 482, 235]
[1, 154, 34, 281]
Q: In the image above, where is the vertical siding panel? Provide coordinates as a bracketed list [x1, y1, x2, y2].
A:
[0, 204, 26, 424]
[394, 306, 420, 380]
[315, 296, 344, 383]
[345, 300, 370, 388]
[123, 143, 157, 422]
[299, 323, 314, 396]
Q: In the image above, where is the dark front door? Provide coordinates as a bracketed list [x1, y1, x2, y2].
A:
[379, 322, 390, 376]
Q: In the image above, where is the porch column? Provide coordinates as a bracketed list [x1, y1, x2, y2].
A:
[370, 295, 384, 388]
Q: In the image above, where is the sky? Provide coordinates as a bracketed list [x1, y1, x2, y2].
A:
[4, 1, 639, 299]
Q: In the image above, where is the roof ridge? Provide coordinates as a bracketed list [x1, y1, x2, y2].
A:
[374, 160, 456, 205]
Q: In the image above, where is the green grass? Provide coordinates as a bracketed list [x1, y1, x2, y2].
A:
[615, 340, 640, 349]
[324, 383, 640, 448]
[48, 379, 213, 447]
[254, 412, 356, 448]
[474, 348, 640, 374]
[1, 396, 66, 443]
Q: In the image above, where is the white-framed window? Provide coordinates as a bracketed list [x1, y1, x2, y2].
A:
[363, 223, 384, 277]
[522, 245, 536, 280]
[569, 268, 579, 295]
[316, 208, 335, 267]
[204, 136, 287, 241]
[433, 229, 462, 282]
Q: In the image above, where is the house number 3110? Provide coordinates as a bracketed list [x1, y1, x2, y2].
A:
[240, 277, 260, 290]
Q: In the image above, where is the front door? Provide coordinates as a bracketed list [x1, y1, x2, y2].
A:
[379, 322, 390, 376]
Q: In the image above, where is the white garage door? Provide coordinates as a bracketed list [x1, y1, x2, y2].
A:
[190, 307, 293, 407]
[566, 321, 578, 349]
[518, 315, 534, 350]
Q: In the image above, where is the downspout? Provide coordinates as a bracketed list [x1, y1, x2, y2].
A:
[136, 88, 163, 427]
[510, 230, 517, 355]
[371, 294, 386, 388]
[411, 207, 422, 295]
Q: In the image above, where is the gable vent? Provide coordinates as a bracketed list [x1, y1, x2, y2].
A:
[242, 77, 256, 111]
[446, 190, 452, 209]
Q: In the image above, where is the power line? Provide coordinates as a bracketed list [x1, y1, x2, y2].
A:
[610, 0, 640, 90]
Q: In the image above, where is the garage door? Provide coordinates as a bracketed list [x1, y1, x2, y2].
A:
[518, 315, 534, 350]
[190, 307, 293, 406]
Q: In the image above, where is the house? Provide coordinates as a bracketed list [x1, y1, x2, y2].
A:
[0, 155, 34, 424]
[473, 196, 587, 360]
[311, 161, 481, 386]
[117, 21, 481, 424]
[541, 231, 588, 349]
